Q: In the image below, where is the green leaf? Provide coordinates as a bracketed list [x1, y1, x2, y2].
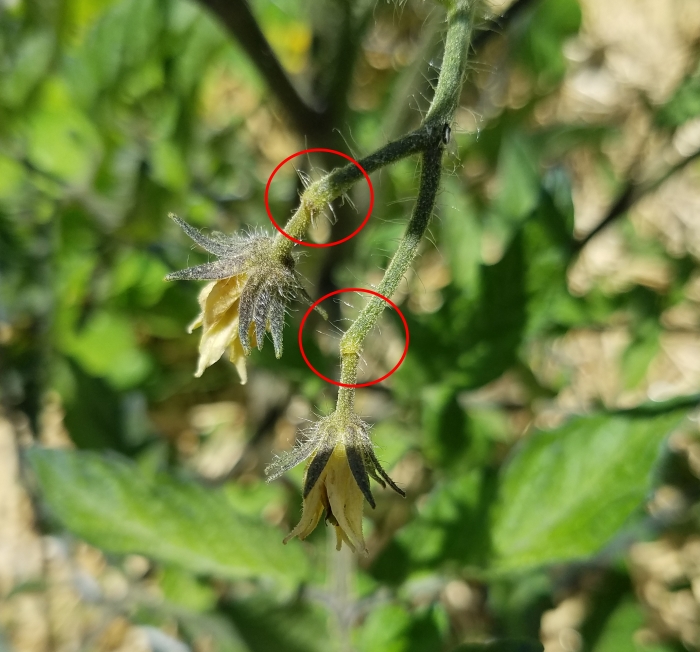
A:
[24, 81, 102, 185]
[492, 410, 685, 572]
[58, 359, 129, 451]
[493, 134, 540, 228]
[451, 640, 543, 652]
[171, 12, 227, 96]
[0, 30, 54, 109]
[223, 594, 331, 652]
[399, 169, 577, 397]
[516, 0, 582, 86]
[28, 448, 309, 585]
[121, 0, 163, 68]
[176, 611, 249, 652]
[422, 385, 470, 468]
[487, 571, 552, 641]
[149, 139, 189, 192]
[421, 388, 505, 471]
[158, 564, 217, 612]
[110, 248, 170, 307]
[592, 598, 673, 652]
[403, 469, 494, 566]
[62, 310, 151, 389]
[0, 155, 26, 205]
[79, 0, 162, 92]
[353, 603, 446, 652]
[521, 183, 578, 336]
[656, 64, 700, 128]
[397, 226, 528, 393]
[371, 468, 497, 583]
[440, 177, 481, 294]
[621, 321, 661, 389]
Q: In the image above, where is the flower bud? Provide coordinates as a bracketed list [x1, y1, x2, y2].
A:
[165, 214, 312, 383]
[266, 412, 405, 554]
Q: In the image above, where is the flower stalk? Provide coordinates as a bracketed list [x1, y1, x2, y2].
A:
[337, 146, 444, 388]
[271, 126, 441, 257]
[337, 0, 476, 388]
[274, 0, 476, 255]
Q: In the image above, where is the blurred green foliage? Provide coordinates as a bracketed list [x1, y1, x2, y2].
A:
[2, 0, 700, 650]
[29, 448, 310, 584]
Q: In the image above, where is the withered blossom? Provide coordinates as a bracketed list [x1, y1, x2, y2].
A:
[266, 412, 405, 554]
[165, 214, 312, 383]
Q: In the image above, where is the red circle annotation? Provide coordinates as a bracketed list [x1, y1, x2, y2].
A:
[298, 288, 410, 388]
[265, 149, 374, 248]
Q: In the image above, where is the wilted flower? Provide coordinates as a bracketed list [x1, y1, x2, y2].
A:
[165, 214, 312, 383]
[266, 412, 405, 554]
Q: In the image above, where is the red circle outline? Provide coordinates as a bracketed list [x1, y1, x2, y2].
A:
[298, 288, 410, 388]
[265, 149, 374, 248]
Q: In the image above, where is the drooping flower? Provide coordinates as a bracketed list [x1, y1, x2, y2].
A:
[265, 412, 405, 554]
[165, 214, 312, 383]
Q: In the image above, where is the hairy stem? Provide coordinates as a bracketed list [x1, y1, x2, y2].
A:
[423, 1, 474, 126]
[334, 1, 475, 407]
[272, 126, 438, 256]
[273, 1, 476, 257]
[335, 146, 443, 409]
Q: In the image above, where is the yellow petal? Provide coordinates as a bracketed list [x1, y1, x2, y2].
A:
[324, 445, 367, 554]
[191, 276, 249, 379]
[228, 325, 257, 384]
[188, 282, 216, 333]
[201, 276, 245, 328]
[332, 524, 355, 552]
[283, 481, 325, 544]
[187, 314, 203, 334]
[283, 443, 368, 554]
[195, 301, 240, 378]
[228, 336, 248, 384]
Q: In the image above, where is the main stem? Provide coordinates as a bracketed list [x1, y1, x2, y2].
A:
[344, 155, 444, 340]
[273, 1, 475, 258]
[336, 1, 475, 411]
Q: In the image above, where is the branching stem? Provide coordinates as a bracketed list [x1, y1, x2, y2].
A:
[335, 145, 444, 414]
[331, 0, 476, 412]
[271, 126, 440, 257]
[273, 2, 476, 260]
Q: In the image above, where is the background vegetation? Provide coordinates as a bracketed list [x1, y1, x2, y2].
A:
[2, 0, 700, 650]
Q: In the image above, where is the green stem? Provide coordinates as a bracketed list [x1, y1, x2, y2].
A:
[336, 147, 443, 393]
[336, 352, 359, 416]
[273, 1, 475, 258]
[333, 1, 475, 395]
[424, 1, 474, 127]
[272, 126, 439, 256]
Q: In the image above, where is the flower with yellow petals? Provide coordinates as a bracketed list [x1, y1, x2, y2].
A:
[165, 214, 312, 383]
[266, 412, 405, 554]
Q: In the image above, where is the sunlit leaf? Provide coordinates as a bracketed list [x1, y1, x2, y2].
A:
[516, 0, 582, 85]
[29, 448, 309, 585]
[492, 409, 685, 572]
[24, 81, 102, 185]
[62, 310, 151, 389]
